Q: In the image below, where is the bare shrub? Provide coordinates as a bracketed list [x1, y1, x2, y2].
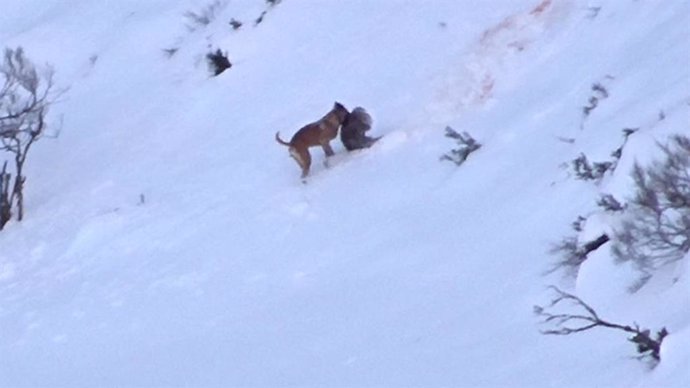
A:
[597, 193, 625, 212]
[0, 162, 11, 225]
[440, 126, 481, 166]
[571, 215, 587, 232]
[612, 135, 690, 289]
[582, 82, 609, 118]
[548, 232, 609, 276]
[0, 47, 63, 230]
[572, 129, 637, 182]
[572, 153, 612, 181]
[610, 127, 637, 161]
[579, 77, 615, 129]
[535, 286, 668, 365]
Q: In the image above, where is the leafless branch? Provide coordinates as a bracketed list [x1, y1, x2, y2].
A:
[1, 46, 63, 229]
[440, 126, 482, 166]
[612, 135, 690, 289]
[535, 286, 668, 362]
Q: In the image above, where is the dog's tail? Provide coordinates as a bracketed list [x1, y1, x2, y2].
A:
[275, 131, 291, 146]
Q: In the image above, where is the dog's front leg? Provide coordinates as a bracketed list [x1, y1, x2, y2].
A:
[321, 142, 335, 157]
[322, 142, 335, 169]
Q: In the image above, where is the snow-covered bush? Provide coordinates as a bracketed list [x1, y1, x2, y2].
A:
[0, 47, 61, 230]
[612, 135, 690, 288]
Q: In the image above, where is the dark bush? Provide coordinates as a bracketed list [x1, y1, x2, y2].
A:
[440, 126, 481, 166]
[207, 49, 232, 76]
[1, 47, 62, 230]
[612, 135, 690, 289]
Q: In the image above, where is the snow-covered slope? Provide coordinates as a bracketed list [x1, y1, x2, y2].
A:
[0, 0, 688, 386]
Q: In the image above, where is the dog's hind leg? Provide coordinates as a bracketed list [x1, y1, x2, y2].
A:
[290, 147, 311, 178]
[300, 151, 311, 178]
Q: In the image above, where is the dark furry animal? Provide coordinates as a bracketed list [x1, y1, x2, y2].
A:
[340, 107, 380, 151]
[276, 102, 349, 178]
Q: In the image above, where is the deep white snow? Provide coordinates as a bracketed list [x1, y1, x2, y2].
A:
[0, 0, 688, 387]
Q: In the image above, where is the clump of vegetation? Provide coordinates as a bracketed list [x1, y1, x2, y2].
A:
[582, 82, 609, 118]
[612, 134, 690, 290]
[579, 77, 614, 129]
[162, 47, 179, 58]
[229, 18, 242, 30]
[597, 193, 625, 212]
[184, 0, 227, 31]
[255, 0, 283, 26]
[535, 286, 668, 365]
[572, 153, 613, 181]
[207, 49, 232, 76]
[440, 126, 481, 166]
[571, 128, 638, 182]
[547, 217, 609, 277]
[1, 47, 64, 230]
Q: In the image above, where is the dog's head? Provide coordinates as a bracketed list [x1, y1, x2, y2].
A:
[332, 101, 350, 123]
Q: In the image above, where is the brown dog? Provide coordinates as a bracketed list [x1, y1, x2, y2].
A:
[276, 102, 349, 178]
[340, 107, 380, 151]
